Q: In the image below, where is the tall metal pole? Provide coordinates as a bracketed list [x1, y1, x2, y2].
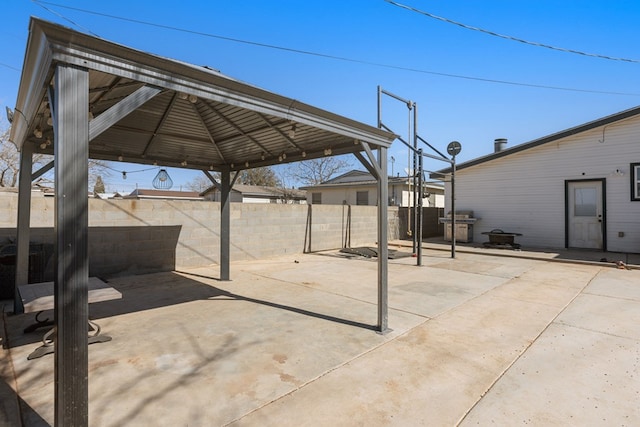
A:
[417, 149, 423, 265]
[377, 146, 389, 332]
[377, 86, 382, 129]
[451, 156, 456, 258]
[411, 104, 417, 254]
[413, 102, 422, 265]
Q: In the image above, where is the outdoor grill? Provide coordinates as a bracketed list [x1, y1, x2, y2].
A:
[439, 211, 478, 243]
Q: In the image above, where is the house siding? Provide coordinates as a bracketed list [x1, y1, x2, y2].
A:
[308, 185, 378, 206]
[446, 115, 640, 252]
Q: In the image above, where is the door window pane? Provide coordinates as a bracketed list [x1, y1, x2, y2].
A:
[634, 163, 640, 201]
[574, 188, 597, 216]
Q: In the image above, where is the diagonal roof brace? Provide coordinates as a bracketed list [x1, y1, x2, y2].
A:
[89, 85, 162, 141]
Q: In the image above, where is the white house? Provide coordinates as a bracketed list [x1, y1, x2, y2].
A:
[302, 170, 445, 207]
[432, 105, 640, 253]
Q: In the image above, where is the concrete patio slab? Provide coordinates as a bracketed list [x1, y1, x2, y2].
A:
[1, 248, 639, 426]
[461, 323, 640, 426]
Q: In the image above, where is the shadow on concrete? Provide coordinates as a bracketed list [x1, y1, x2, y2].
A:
[177, 270, 378, 331]
[5, 269, 376, 351]
[406, 237, 640, 268]
[1, 313, 50, 427]
[0, 377, 50, 427]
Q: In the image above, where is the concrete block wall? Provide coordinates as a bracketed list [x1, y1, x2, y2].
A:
[0, 191, 400, 279]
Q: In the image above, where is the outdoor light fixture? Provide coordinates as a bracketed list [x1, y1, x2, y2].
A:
[188, 94, 198, 103]
[47, 117, 53, 126]
[301, 151, 306, 158]
[230, 163, 234, 168]
[282, 152, 287, 160]
[178, 92, 188, 100]
[261, 153, 266, 161]
[288, 123, 297, 138]
[278, 155, 283, 162]
[118, 155, 123, 161]
[245, 161, 249, 168]
[209, 165, 214, 170]
[33, 127, 43, 138]
[152, 168, 173, 189]
[180, 160, 188, 167]
[5, 106, 14, 123]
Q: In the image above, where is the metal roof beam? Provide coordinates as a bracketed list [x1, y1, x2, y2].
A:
[255, 113, 303, 151]
[89, 85, 162, 141]
[32, 160, 55, 181]
[361, 141, 382, 179]
[191, 101, 227, 163]
[200, 101, 274, 156]
[141, 92, 179, 157]
[354, 151, 378, 177]
[203, 170, 221, 190]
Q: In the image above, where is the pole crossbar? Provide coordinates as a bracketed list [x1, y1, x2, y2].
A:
[421, 151, 454, 164]
[380, 88, 413, 107]
[417, 135, 449, 161]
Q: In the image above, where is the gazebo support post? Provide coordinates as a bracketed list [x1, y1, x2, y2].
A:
[14, 141, 33, 314]
[220, 167, 231, 280]
[53, 63, 90, 427]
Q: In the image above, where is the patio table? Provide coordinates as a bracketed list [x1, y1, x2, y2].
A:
[18, 277, 122, 359]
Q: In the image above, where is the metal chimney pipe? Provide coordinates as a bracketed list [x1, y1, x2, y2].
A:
[494, 138, 507, 153]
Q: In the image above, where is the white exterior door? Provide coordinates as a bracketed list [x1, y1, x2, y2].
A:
[567, 181, 603, 249]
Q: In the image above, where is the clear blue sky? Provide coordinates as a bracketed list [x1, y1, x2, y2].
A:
[2, 0, 640, 192]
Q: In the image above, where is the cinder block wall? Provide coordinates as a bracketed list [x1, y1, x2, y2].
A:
[0, 191, 400, 279]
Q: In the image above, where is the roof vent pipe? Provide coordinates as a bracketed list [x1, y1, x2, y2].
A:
[494, 138, 507, 153]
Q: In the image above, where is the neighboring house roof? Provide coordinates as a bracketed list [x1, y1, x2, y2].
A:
[201, 184, 307, 200]
[124, 189, 203, 200]
[301, 170, 444, 190]
[95, 192, 123, 199]
[432, 105, 640, 177]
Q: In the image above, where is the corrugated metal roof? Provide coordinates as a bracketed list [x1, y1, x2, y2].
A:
[10, 18, 396, 174]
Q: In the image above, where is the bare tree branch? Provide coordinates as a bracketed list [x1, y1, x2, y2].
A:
[0, 120, 111, 189]
[285, 156, 351, 186]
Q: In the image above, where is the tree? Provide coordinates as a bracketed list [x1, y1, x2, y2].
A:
[0, 120, 110, 189]
[0, 121, 48, 187]
[186, 166, 281, 191]
[236, 167, 280, 186]
[185, 174, 212, 192]
[285, 156, 351, 186]
[93, 175, 106, 194]
[0, 124, 19, 187]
